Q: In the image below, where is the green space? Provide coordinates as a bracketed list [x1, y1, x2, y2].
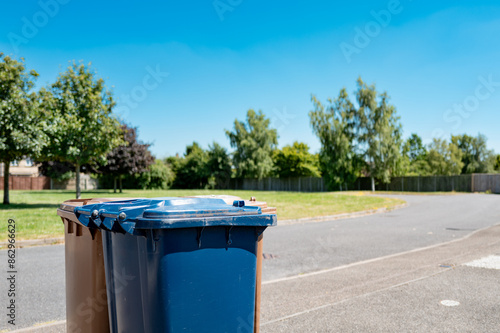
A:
[0, 189, 405, 242]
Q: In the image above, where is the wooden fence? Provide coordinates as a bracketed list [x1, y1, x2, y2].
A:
[2, 174, 498, 193]
[0, 176, 51, 190]
[0, 175, 98, 191]
[229, 177, 326, 192]
[51, 174, 99, 190]
[228, 174, 500, 193]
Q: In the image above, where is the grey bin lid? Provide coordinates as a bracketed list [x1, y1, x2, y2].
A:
[74, 197, 277, 234]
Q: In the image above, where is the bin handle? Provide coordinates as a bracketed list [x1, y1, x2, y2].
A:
[75, 199, 163, 234]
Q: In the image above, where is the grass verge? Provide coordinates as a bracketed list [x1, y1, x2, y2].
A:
[370, 191, 465, 196]
[0, 189, 405, 241]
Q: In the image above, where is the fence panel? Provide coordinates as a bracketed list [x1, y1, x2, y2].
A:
[226, 174, 500, 193]
[0, 176, 51, 190]
[472, 174, 500, 193]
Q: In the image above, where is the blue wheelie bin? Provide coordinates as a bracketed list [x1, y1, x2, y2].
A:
[74, 197, 276, 333]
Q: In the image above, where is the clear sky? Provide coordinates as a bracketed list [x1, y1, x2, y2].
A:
[2, 1, 500, 158]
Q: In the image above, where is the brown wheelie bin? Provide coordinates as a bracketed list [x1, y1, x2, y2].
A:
[57, 198, 131, 333]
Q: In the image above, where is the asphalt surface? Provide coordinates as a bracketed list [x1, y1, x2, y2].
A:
[0, 244, 65, 332]
[1, 193, 499, 332]
[261, 193, 500, 281]
[260, 223, 500, 332]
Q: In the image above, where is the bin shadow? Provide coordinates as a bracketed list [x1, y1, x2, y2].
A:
[14, 190, 115, 195]
[0, 203, 59, 210]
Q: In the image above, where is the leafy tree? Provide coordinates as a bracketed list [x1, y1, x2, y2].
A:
[99, 124, 154, 193]
[403, 133, 427, 162]
[400, 133, 429, 175]
[40, 62, 123, 199]
[495, 154, 500, 172]
[406, 159, 431, 176]
[171, 142, 210, 189]
[356, 78, 403, 191]
[169, 142, 231, 189]
[226, 109, 278, 179]
[165, 155, 182, 176]
[309, 89, 364, 190]
[310, 78, 402, 191]
[425, 138, 463, 175]
[137, 159, 174, 189]
[206, 142, 232, 189]
[0, 54, 47, 204]
[451, 133, 495, 174]
[272, 141, 321, 178]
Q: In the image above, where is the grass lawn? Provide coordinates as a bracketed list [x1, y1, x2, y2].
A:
[0, 189, 405, 242]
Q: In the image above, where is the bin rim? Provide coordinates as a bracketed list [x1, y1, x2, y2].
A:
[74, 197, 277, 234]
[57, 197, 139, 225]
[58, 197, 138, 211]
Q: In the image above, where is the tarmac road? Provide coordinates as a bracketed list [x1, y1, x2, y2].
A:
[0, 243, 65, 331]
[261, 193, 500, 281]
[1, 193, 499, 332]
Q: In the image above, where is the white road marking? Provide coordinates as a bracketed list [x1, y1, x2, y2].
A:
[441, 300, 460, 307]
[464, 255, 500, 270]
[261, 270, 450, 327]
[263, 225, 491, 285]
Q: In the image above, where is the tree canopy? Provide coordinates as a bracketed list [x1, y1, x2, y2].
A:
[40, 62, 123, 198]
[273, 141, 321, 178]
[0, 54, 47, 204]
[310, 78, 402, 190]
[398, 133, 429, 176]
[451, 133, 495, 174]
[310, 89, 363, 190]
[403, 133, 427, 163]
[206, 142, 232, 189]
[226, 109, 278, 179]
[171, 142, 210, 189]
[98, 124, 155, 192]
[356, 78, 402, 189]
[426, 138, 463, 175]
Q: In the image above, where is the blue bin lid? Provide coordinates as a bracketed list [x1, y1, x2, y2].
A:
[74, 197, 277, 234]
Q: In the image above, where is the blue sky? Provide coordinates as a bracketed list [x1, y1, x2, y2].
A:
[2, 1, 500, 158]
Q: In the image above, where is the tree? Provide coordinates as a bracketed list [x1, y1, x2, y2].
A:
[206, 142, 232, 189]
[137, 159, 174, 189]
[272, 141, 321, 178]
[0, 54, 47, 204]
[400, 133, 429, 175]
[169, 142, 231, 189]
[425, 138, 463, 175]
[356, 78, 403, 191]
[451, 133, 495, 174]
[171, 142, 210, 189]
[40, 62, 123, 199]
[495, 154, 500, 172]
[226, 109, 278, 179]
[99, 124, 154, 193]
[403, 133, 427, 163]
[310, 78, 402, 191]
[309, 89, 364, 190]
